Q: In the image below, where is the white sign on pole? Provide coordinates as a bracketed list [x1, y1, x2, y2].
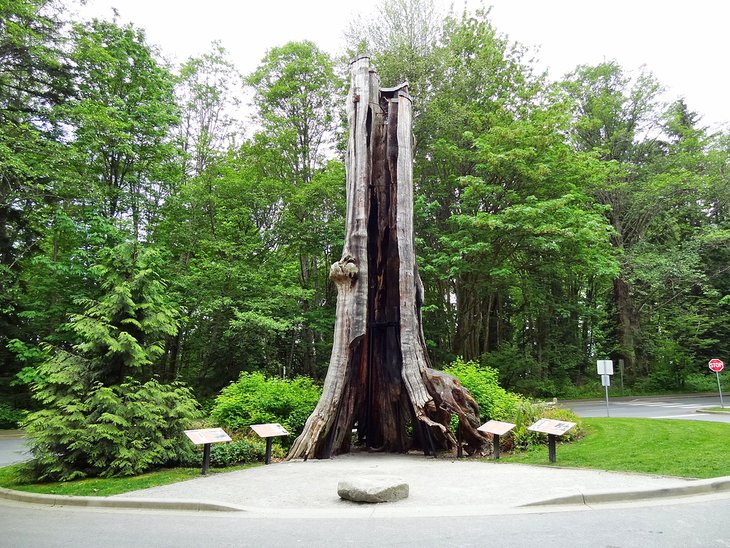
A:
[597, 360, 614, 375]
[597, 359, 613, 417]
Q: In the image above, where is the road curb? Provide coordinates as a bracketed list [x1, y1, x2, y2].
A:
[521, 476, 730, 507]
[0, 486, 245, 512]
[696, 409, 730, 415]
[559, 393, 722, 405]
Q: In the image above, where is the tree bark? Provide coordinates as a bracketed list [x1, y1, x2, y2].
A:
[287, 58, 486, 460]
[613, 276, 637, 376]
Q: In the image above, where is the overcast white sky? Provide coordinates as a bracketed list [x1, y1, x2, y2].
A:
[75, 0, 729, 131]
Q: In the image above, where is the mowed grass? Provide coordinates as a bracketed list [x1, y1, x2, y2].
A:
[500, 418, 730, 479]
[0, 463, 260, 497]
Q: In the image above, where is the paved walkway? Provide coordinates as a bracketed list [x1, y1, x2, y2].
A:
[3, 432, 728, 516]
[110, 452, 726, 517]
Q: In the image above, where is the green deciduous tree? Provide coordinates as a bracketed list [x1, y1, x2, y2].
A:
[559, 62, 665, 378]
[560, 64, 730, 383]
[154, 146, 310, 393]
[419, 11, 617, 387]
[0, 0, 73, 395]
[624, 100, 730, 383]
[63, 18, 179, 239]
[175, 41, 243, 179]
[247, 41, 338, 187]
[245, 41, 344, 377]
[6, 16, 182, 404]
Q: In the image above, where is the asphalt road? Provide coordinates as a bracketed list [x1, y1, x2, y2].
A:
[0, 431, 28, 467]
[2, 398, 730, 547]
[565, 394, 730, 422]
[2, 494, 730, 547]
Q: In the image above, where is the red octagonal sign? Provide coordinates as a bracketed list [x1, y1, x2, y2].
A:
[709, 359, 724, 372]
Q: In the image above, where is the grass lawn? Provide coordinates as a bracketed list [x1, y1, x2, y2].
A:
[702, 407, 730, 413]
[500, 417, 730, 479]
[0, 462, 260, 497]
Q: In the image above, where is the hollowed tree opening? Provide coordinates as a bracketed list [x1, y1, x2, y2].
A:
[287, 58, 487, 461]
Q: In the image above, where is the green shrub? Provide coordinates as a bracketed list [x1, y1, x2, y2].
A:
[210, 372, 321, 448]
[509, 400, 584, 450]
[209, 438, 267, 467]
[24, 379, 201, 481]
[443, 358, 521, 421]
[684, 372, 730, 392]
[179, 437, 268, 468]
[443, 358, 583, 452]
[0, 403, 26, 429]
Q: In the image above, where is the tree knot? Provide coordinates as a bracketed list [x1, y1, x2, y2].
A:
[329, 255, 359, 283]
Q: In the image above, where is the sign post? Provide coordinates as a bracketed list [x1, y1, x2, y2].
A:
[477, 420, 516, 459]
[250, 423, 289, 464]
[597, 360, 614, 417]
[184, 428, 232, 475]
[527, 419, 576, 463]
[709, 359, 725, 408]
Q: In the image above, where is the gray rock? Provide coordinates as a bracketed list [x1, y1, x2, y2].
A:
[337, 476, 409, 503]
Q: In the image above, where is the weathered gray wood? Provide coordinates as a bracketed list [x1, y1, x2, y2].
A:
[286, 57, 373, 460]
[287, 57, 487, 460]
[395, 90, 432, 413]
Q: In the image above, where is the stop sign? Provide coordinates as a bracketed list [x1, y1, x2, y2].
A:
[709, 359, 724, 372]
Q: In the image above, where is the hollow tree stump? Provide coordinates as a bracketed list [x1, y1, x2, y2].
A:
[287, 57, 487, 460]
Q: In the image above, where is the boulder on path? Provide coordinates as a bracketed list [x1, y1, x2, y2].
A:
[337, 476, 409, 503]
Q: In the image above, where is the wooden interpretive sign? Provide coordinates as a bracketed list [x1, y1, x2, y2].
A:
[527, 419, 576, 436]
[477, 420, 516, 459]
[184, 428, 232, 445]
[478, 420, 516, 436]
[251, 423, 289, 464]
[184, 428, 232, 475]
[250, 423, 289, 438]
[527, 419, 576, 463]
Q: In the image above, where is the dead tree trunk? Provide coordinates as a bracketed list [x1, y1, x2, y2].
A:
[287, 57, 487, 460]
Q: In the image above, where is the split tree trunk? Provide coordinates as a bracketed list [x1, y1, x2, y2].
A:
[287, 58, 487, 460]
